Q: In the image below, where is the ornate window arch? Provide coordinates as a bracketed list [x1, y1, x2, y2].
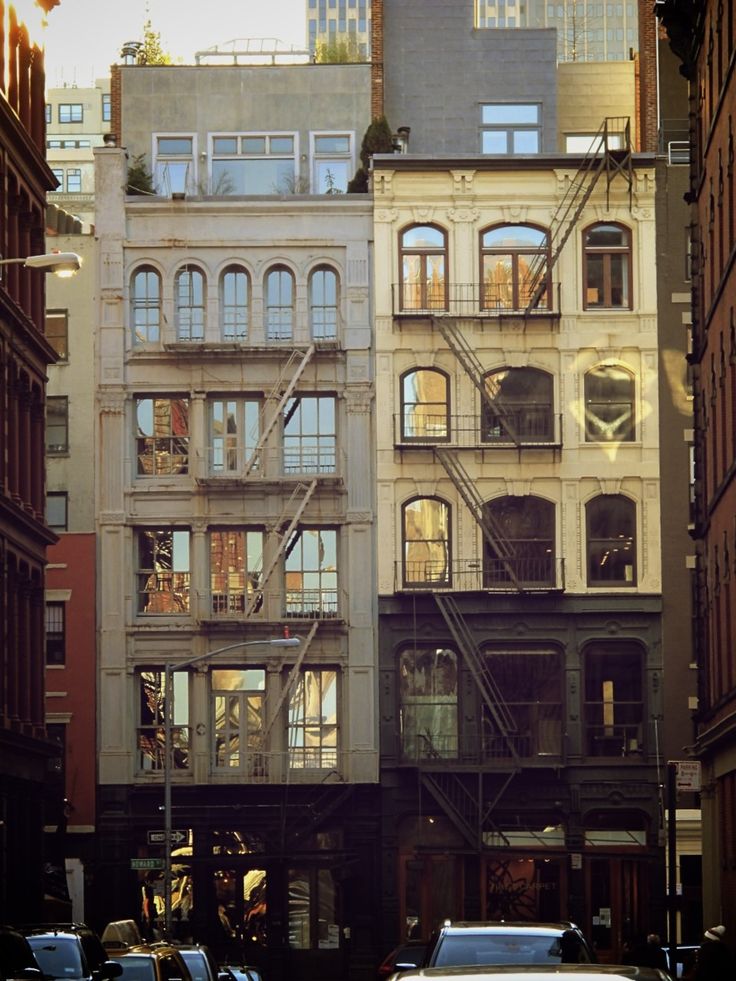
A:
[483, 495, 555, 587]
[480, 223, 550, 311]
[584, 364, 635, 442]
[130, 265, 161, 344]
[482, 366, 554, 443]
[219, 265, 250, 341]
[265, 265, 295, 341]
[402, 496, 451, 586]
[175, 264, 206, 341]
[583, 222, 632, 309]
[400, 367, 450, 441]
[586, 494, 637, 586]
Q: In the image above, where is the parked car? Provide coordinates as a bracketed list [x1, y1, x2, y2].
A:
[378, 940, 428, 979]
[0, 926, 42, 981]
[422, 922, 596, 968]
[108, 944, 192, 981]
[23, 925, 123, 981]
[218, 966, 263, 981]
[175, 946, 218, 981]
[386, 967, 670, 981]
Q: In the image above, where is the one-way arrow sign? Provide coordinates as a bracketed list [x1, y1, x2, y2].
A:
[147, 830, 187, 845]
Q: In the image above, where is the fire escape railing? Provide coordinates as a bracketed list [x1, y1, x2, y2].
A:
[434, 446, 522, 589]
[524, 116, 633, 314]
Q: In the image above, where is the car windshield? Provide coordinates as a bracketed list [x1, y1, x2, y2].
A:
[110, 958, 155, 981]
[26, 940, 85, 979]
[179, 954, 207, 981]
[434, 933, 591, 966]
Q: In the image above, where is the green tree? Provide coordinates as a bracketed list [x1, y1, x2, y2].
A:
[127, 153, 154, 195]
[137, 19, 172, 65]
[314, 36, 365, 63]
[347, 115, 395, 192]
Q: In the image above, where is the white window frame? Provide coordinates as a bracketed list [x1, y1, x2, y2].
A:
[309, 131, 355, 193]
[152, 132, 197, 195]
[208, 131, 300, 195]
[480, 103, 541, 155]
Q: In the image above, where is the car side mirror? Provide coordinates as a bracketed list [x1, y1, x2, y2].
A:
[101, 962, 124, 979]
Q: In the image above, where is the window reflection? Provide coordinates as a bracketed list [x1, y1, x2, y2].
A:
[401, 369, 449, 440]
[482, 368, 553, 442]
[400, 225, 447, 311]
[399, 647, 458, 759]
[481, 224, 549, 311]
[586, 495, 636, 585]
[483, 496, 555, 586]
[403, 497, 451, 585]
[584, 223, 631, 308]
[584, 365, 635, 442]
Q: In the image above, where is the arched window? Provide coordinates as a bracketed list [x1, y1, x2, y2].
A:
[131, 266, 161, 344]
[265, 266, 295, 341]
[481, 224, 550, 311]
[583, 222, 632, 308]
[400, 368, 450, 441]
[584, 365, 635, 442]
[175, 265, 205, 341]
[586, 495, 636, 586]
[402, 497, 451, 586]
[399, 647, 458, 760]
[220, 266, 249, 341]
[584, 642, 643, 756]
[399, 224, 447, 311]
[482, 367, 554, 443]
[483, 496, 555, 587]
[309, 266, 338, 340]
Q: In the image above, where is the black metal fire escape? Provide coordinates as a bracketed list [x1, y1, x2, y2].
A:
[413, 121, 633, 843]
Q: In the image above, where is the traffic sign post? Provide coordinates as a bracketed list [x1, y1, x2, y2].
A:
[147, 829, 187, 846]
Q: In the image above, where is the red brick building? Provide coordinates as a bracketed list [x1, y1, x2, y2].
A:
[0, 0, 63, 922]
[658, 0, 736, 933]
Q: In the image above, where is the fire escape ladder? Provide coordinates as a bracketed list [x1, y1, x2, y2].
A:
[421, 771, 482, 848]
[243, 479, 318, 617]
[432, 316, 520, 444]
[261, 620, 319, 742]
[524, 116, 633, 315]
[243, 345, 315, 477]
[435, 593, 520, 761]
[434, 446, 522, 590]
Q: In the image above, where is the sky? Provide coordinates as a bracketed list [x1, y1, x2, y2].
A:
[42, 0, 308, 88]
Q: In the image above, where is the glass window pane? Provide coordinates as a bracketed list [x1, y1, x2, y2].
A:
[269, 136, 294, 153]
[482, 131, 509, 153]
[315, 135, 350, 153]
[213, 137, 238, 153]
[402, 225, 445, 249]
[513, 130, 540, 153]
[158, 137, 193, 154]
[482, 104, 538, 124]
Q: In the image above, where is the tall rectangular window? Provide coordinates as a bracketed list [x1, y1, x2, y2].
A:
[154, 135, 195, 194]
[481, 104, 541, 154]
[136, 397, 190, 476]
[288, 669, 338, 769]
[66, 169, 82, 192]
[46, 309, 69, 360]
[311, 133, 353, 193]
[210, 530, 264, 614]
[137, 529, 191, 615]
[59, 103, 83, 123]
[45, 602, 66, 666]
[283, 396, 336, 473]
[285, 529, 338, 618]
[212, 669, 265, 772]
[46, 492, 68, 531]
[46, 397, 69, 454]
[209, 399, 260, 474]
[137, 670, 190, 771]
[102, 93, 111, 122]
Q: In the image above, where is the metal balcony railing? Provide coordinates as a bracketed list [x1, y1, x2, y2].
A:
[392, 281, 560, 318]
[396, 557, 565, 593]
[284, 586, 342, 620]
[394, 411, 563, 448]
[199, 445, 345, 481]
[400, 706, 563, 764]
[135, 744, 347, 783]
[584, 701, 644, 757]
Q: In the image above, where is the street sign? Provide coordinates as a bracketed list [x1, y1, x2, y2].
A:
[131, 858, 164, 870]
[673, 760, 701, 792]
[147, 830, 188, 845]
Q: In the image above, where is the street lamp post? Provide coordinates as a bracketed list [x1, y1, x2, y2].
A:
[162, 636, 301, 937]
[0, 252, 82, 277]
